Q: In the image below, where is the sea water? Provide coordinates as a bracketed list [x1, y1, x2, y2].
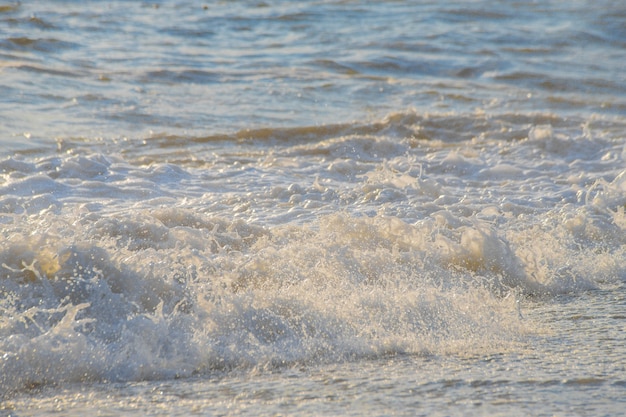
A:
[1, 1, 626, 416]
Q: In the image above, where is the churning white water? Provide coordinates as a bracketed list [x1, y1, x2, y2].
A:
[1, 1, 626, 416]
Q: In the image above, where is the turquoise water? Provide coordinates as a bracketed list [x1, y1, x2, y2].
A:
[1, 1, 626, 415]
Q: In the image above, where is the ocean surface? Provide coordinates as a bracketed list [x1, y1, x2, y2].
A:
[1, 1, 626, 415]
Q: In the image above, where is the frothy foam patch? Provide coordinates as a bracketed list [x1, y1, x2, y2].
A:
[2, 199, 624, 395]
[1, 112, 625, 395]
[0, 209, 528, 395]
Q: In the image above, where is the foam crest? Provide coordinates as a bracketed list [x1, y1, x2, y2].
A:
[0, 208, 533, 395]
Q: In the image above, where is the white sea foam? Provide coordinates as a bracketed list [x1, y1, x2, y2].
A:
[2, 0, 626, 414]
[1, 111, 625, 397]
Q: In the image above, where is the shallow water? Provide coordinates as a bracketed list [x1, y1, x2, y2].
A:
[1, 0, 626, 415]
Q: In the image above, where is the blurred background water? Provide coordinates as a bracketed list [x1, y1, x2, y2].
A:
[3, 0, 625, 146]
